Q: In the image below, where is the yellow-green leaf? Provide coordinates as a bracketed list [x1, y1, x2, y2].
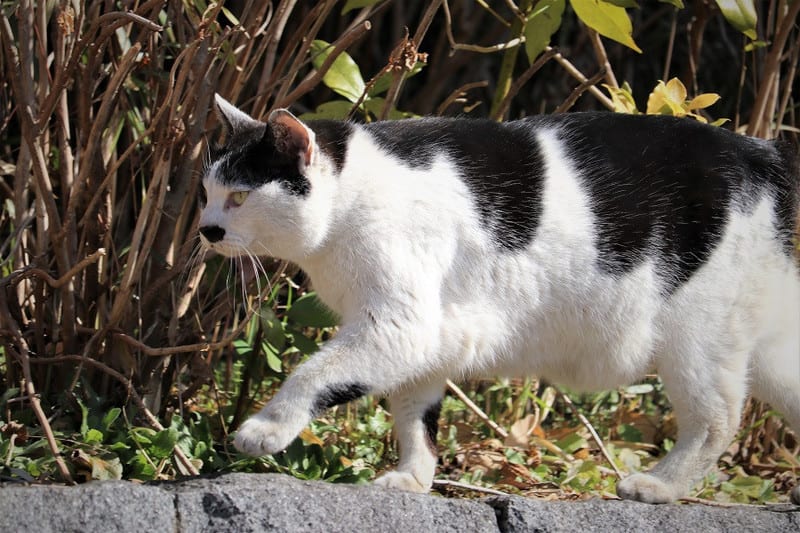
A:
[688, 92, 721, 110]
[524, 0, 566, 63]
[715, 0, 757, 40]
[603, 82, 639, 114]
[310, 40, 366, 103]
[646, 79, 687, 115]
[570, 0, 642, 53]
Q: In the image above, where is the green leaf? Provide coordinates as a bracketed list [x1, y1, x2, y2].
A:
[715, 0, 757, 40]
[232, 339, 253, 357]
[658, 0, 684, 7]
[85, 428, 104, 445]
[299, 101, 355, 121]
[288, 327, 320, 355]
[102, 407, 121, 432]
[286, 292, 340, 328]
[556, 432, 588, 454]
[524, 0, 566, 63]
[603, 0, 638, 7]
[310, 40, 366, 103]
[368, 61, 426, 96]
[220, 6, 240, 26]
[150, 427, 179, 459]
[262, 341, 283, 373]
[342, 0, 383, 15]
[570, 0, 643, 53]
[617, 423, 643, 442]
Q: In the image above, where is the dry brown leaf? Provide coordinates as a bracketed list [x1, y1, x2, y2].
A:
[504, 414, 538, 449]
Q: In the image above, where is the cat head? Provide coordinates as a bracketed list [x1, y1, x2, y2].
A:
[198, 95, 337, 263]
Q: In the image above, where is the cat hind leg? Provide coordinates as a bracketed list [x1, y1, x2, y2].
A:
[617, 348, 750, 503]
[750, 324, 800, 504]
[374, 382, 444, 493]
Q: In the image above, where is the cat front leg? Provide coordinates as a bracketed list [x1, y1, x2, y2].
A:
[233, 323, 434, 457]
[374, 382, 444, 493]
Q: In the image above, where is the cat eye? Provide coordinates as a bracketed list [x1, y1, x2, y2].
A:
[228, 190, 249, 207]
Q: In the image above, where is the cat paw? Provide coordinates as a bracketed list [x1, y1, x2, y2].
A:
[616, 473, 681, 504]
[791, 484, 800, 505]
[374, 471, 430, 493]
[233, 415, 297, 457]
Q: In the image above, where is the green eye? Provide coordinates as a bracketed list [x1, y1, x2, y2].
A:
[229, 191, 249, 206]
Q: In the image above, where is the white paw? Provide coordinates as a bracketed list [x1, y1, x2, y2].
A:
[233, 415, 299, 457]
[374, 471, 430, 493]
[617, 473, 682, 504]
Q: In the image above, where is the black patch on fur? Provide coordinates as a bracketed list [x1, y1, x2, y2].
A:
[312, 383, 369, 416]
[215, 122, 311, 195]
[308, 120, 353, 174]
[422, 400, 442, 456]
[366, 118, 547, 250]
[534, 112, 799, 290]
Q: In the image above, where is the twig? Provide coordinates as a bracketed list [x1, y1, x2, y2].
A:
[545, 46, 615, 110]
[557, 388, 625, 479]
[746, 0, 800, 137]
[432, 478, 510, 496]
[30, 354, 200, 476]
[0, 289, 74, 484]
[587, 30, 617, 89]
[379, 0, 443, 119]
[662, 8, 678, 81]
[446, 380, 509, 439]
[553, 69, 607, 114]
[491, 47, 557, 121]
[3, 248, 106, 289]
[436, 81, 489, 115]
[679, 496, 769, 508]
[488, 0, 532, 118]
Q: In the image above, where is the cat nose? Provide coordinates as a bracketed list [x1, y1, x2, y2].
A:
[199, 225, 225, 243]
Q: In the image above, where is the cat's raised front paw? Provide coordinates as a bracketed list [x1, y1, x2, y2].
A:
[233, 415, 297, 457]
[616, 473, 682, 504]
[374, 471, 430, 493]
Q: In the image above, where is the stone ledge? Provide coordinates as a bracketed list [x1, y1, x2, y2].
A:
[1, 472, 798, 532]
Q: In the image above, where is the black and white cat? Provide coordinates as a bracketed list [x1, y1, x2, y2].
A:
[200, 94, 800, 504]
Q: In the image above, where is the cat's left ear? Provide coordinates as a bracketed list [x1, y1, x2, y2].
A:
[215, 93, 260, 135]
[269, 109, 315, 168]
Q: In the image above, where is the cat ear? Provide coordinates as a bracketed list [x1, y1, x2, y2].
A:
[268, 109, 315, 168]
[214, 93, 260, 135]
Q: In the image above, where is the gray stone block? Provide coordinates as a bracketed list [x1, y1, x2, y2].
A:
[487, 495, 800, 533]
[0, 481, 175, 533]
[161, 473, 499, 533]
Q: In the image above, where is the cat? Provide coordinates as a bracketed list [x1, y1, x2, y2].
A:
[199, 94, 800, 504]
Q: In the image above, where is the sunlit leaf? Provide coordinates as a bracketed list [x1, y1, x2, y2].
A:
[688, 92, 721, 110]
[570, 0, 642, 53]
[603, 82, 639, 114]
[658, 0, 684, 7]
[262, 341, 283, 373]
[715, 0, 757, 40]
[310, 40, 366, 103]
[524, 0, 565, 63]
